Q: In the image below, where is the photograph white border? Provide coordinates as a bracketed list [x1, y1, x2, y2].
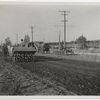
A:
[0, 0, 100, 99]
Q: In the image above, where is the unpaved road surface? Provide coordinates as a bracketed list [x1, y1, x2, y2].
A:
[0, 57, 75, 95]
[17, 54, 100, 95]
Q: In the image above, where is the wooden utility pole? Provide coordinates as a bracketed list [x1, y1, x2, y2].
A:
[16, 33, 18, 45]
[31, 25, 34, 42]
[59, 10, 70, 49]
[59, 30, 61, 51]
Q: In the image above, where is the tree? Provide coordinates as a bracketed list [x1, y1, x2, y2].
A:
[43, 43, 50, 52]
[76, 35, 87, 49]
[76, 35, 87, 43]
[24, 35, 30, 44]
[5, 37, 12, 46]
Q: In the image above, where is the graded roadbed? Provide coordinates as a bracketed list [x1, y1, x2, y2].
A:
[0, 58, 75, 95]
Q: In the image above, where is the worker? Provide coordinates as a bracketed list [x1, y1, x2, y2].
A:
[2, 44, 8, 57]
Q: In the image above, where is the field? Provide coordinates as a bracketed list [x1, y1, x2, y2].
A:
[17, 54, 100, 95]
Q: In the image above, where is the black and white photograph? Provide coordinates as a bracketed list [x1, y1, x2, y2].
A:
[0, 1, 100, 96]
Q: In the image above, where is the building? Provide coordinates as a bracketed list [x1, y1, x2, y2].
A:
[48, 40, 100, 51]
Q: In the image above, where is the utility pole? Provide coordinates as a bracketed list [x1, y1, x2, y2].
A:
[31, 25, 34, 42]
[16, 33, 18, 45]
[59, 10, 70, 49]
[59, 30, 61, 51]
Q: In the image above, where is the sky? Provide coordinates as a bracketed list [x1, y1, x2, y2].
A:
[0, 3, 100, 44]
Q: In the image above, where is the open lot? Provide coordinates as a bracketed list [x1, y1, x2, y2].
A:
[17, 54, 100, 95]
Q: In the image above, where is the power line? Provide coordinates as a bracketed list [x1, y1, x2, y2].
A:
[59, 10, 70, 49]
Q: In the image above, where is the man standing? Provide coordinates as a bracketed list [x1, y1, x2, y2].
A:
[2, 44, 8, 57]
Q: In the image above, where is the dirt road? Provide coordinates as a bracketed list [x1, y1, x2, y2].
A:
[17, 54, 100, 95]
[0, 56, 75, 95]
